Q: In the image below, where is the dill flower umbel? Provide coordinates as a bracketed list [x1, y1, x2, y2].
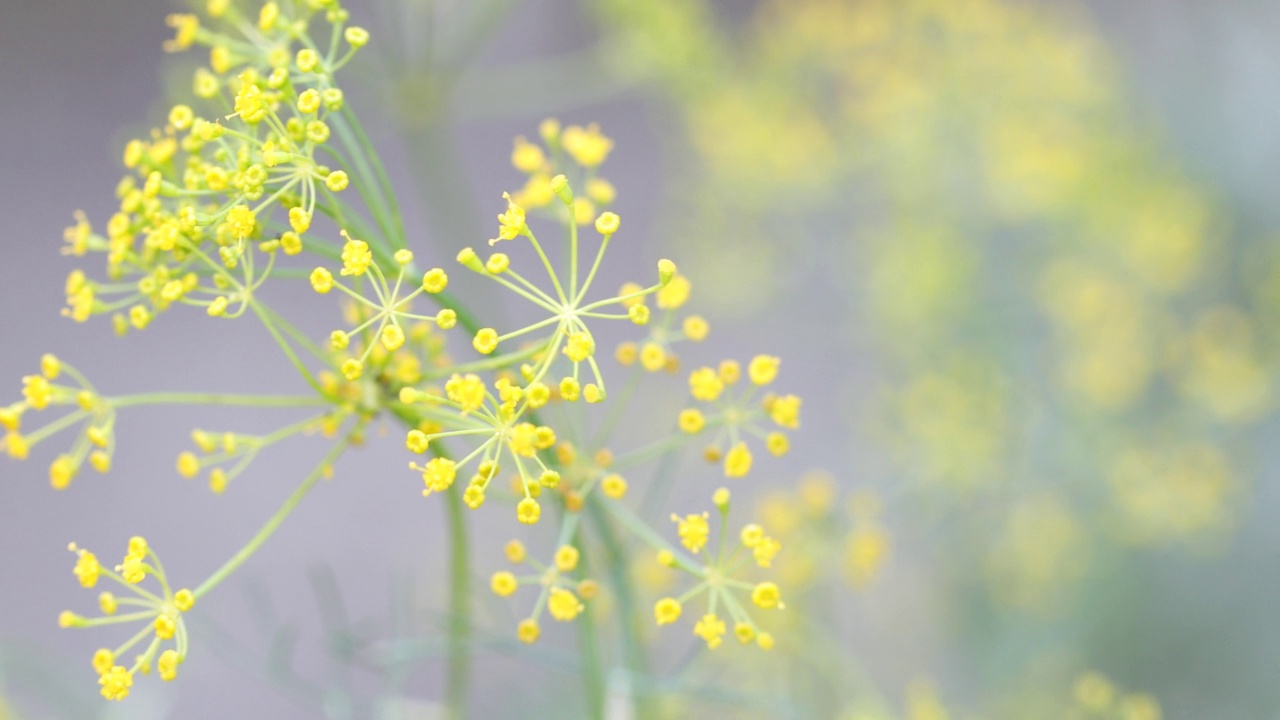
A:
[678, 355, 801, 477]
[648, 489, 784, 650]
[16, 0, 820, 709]
[61, 539, 195, 700]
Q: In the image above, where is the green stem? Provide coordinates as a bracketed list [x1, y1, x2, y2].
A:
[109, 393, 327, 408]
[390, 403, 471, 719]
[586, 496, 652, 718]
[443, 481, 471, 720]
[193, 427, 357, 599]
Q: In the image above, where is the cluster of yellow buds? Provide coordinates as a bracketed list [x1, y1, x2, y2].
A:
[10, 0, 818, 703]
[489, 539, 598, 643]
[650, 489, 784, 650]
[677, 355, 800, 477]
[60, 538, 195, 700]
[61, 0, 372, 333]
[1, 355, 119, 489]
[614, 271, 710, 374]
[398, 127, 678, 527]
[310, 238, 456, 382]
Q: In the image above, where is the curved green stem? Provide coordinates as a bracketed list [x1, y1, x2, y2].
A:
[193, 426, 358, 599]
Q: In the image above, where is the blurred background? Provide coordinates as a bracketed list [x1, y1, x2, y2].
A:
[3, 0, 1280, 717]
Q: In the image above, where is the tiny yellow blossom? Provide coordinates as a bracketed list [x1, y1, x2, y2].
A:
[561, 124, 614, 167]
[340, 235, 372, 276]
[99, 665, 133, 701]
[325, 170, 350, 192]
[689, 367, 724, 402]
[517, 618, 540, 644]
[548, 588, 584, 621]
[73, 550, 101, 588]
[491, 193, 527, 244]
[473, 328, 498, 355]
[672, 513, 711, 553]
[505, 540, 527, 564]
[491, 571, 517, 597]
[601, 473, 627, 498]
[423, 268, 448, 293]
[92, 648, 114, 675]
[745, 356, 779, 386]
[751, 582, 783, 609]
[724, 443, 753, 478]
[310, 267, 334, 293]
[517, 497, 541, 524]
[158, 649, 181, 682]
[595, 212, 620, 236]
[654, 597, 682, 625]
[555, 545, 580, 572]
[511, 136, 545, 173]
[693, 613, 726, 649]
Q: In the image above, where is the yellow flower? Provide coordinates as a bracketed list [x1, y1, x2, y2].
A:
[562, 124, 614, 167]
[517, 497, 541, 524]
[724, 442, 753, 478]
[595, 212, 621, 236]
[419, 458, 457, 494]
[672, 513, 710, 553]
[505, 540, 527, 564]
[689, 367, 724, 402]
[517, 618, 540, 644]
[769, 394, 802, 429]
[72, 549, 101, 588]
[491, 571, 517, 597]
[99, 665, 133, 701]
[748, 355, 780, 385]
[554, 545, 580, 572]
[654, 597, 682, 625]
[751, 582, 783, 609]
[340, 235, 373, 276]
[325, 170, 350, 192]
[422, 268, 448, 293]
[491, 193, 527, 244]
[511, 136, 545, 173]
[155, 613, 176, 640]
[601, 473, 627, 499]
[693, 613, 726, 649]
[310, 267, 334, 293]
[548, 588, 584, 621]
[564, 332, 595, 362]
[473, 328, 499, 355]
[92, 648, 115, 675]
[158, 649, 181, 682]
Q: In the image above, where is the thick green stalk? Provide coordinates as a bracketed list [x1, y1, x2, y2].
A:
[390, 404, 472, 719]
[442, 481, 471, 720]
[586, 497, 653, 719]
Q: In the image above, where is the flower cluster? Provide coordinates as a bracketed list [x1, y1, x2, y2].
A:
[60, 538, 194, 700]
[489, 539, 598, 643]
[677, 355, 800, 478]
[7, 0, 815, 708]
[397, 124, 678, 526]
[1, 355, 118, 489]
[62, 0, 370, 333]
[650, 489, 783, 650]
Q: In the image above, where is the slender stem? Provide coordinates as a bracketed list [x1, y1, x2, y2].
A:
[193, 427, 357, 599]
[108, 393, 327, 408]
[576, 558, 606, 720]
[443, 480, 471, 720]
